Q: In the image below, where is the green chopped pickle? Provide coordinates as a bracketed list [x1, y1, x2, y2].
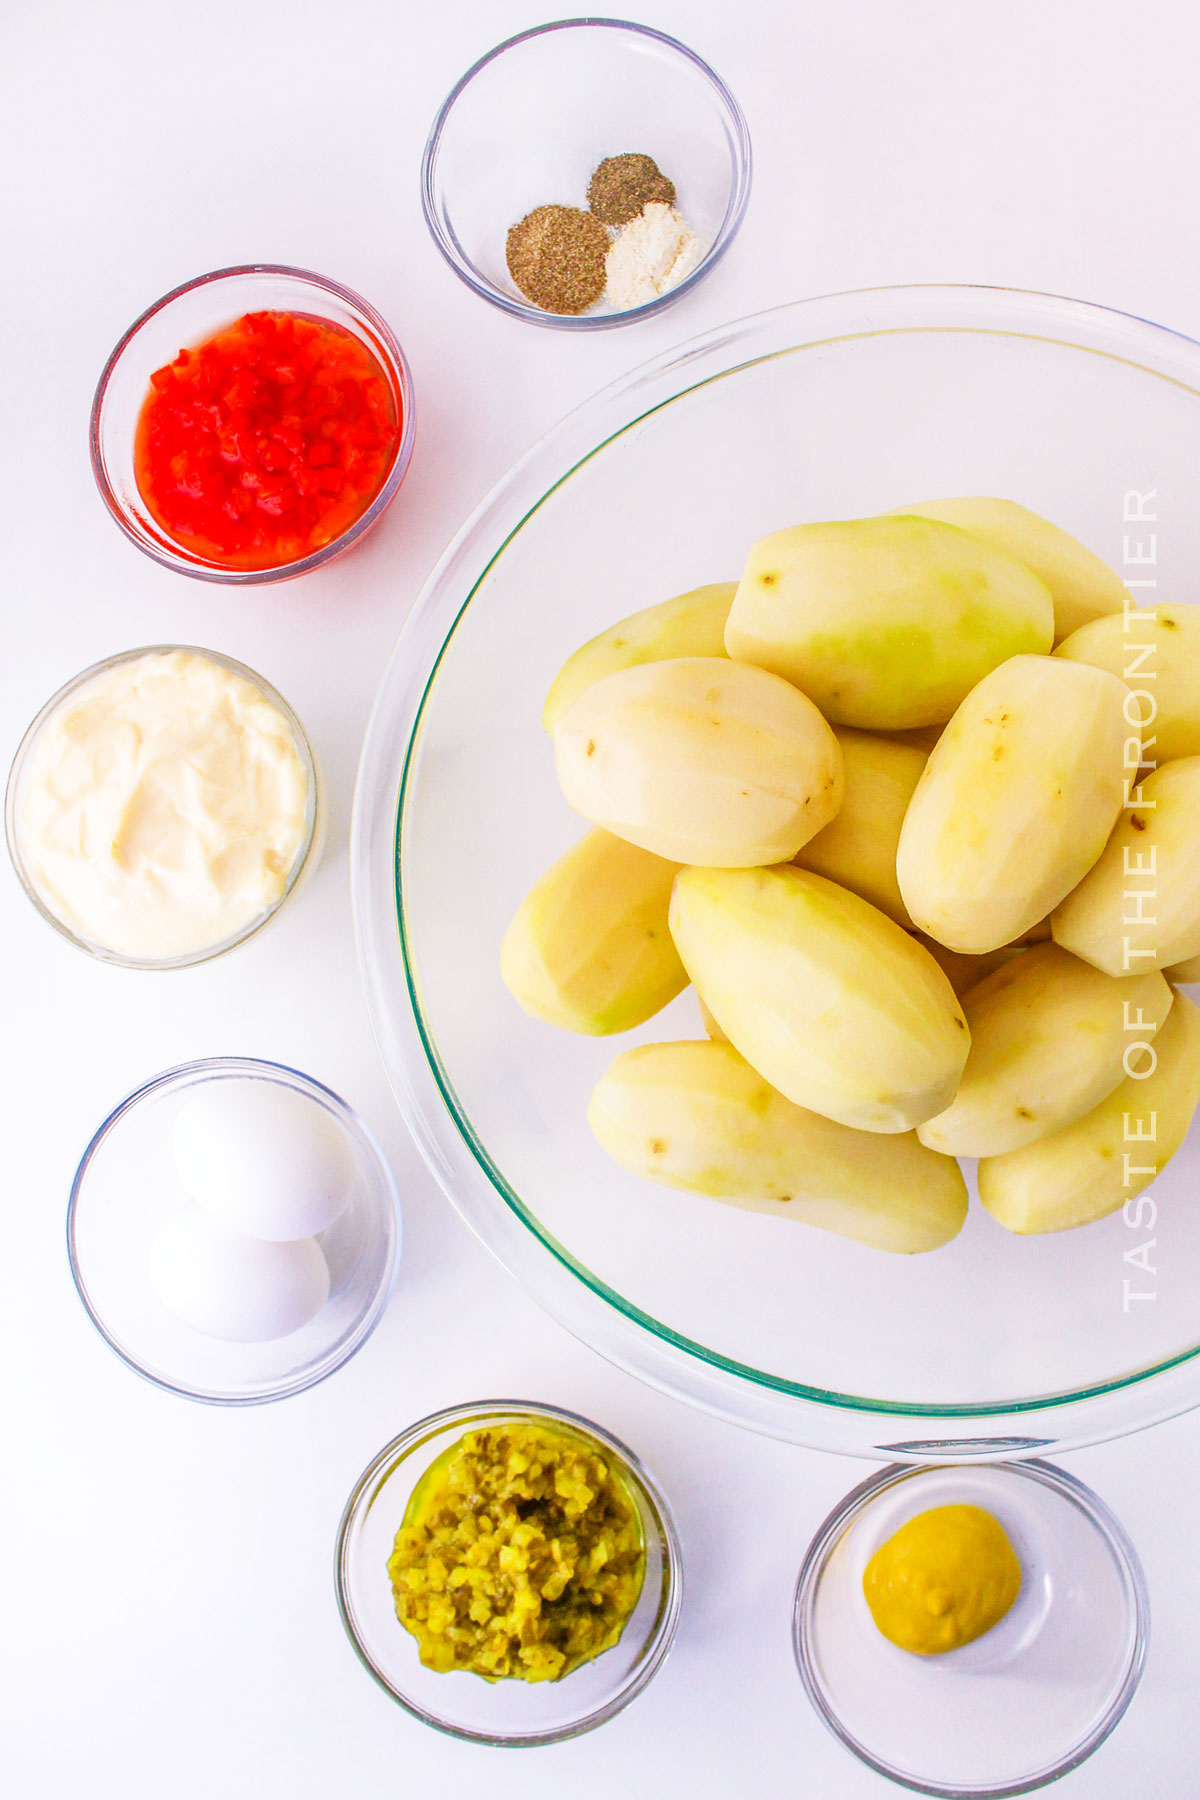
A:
[387, 1423, 646, 1682]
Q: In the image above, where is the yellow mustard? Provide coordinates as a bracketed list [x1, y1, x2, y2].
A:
[862, 1504, 1021, 1655]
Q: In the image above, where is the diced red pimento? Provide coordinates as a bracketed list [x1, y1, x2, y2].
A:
[133, 311, 401, 571]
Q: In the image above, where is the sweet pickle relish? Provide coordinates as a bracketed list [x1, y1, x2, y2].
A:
[387, 1421, 645, 1682]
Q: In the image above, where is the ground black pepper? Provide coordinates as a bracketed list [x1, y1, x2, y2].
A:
[587, 153, 676, 227]
[505, 205, 609, 314]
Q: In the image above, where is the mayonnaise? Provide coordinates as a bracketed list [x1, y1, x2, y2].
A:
[15, 649, 314, 961]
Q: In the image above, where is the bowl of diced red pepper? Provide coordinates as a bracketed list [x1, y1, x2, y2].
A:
[91, 265, 415, 583]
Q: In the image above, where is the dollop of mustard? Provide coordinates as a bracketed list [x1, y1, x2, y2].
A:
[862, 1504, 1021, 1655]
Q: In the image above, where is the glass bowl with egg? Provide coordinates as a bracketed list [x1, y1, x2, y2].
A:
[6, 645, 322, 969]
[421, 18, 752, 328]
[334, 1400, 682, 1743]
[67, 1057, 401, 1404]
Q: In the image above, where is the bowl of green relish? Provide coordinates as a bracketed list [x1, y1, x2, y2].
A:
[335, 1400, 682, 1744]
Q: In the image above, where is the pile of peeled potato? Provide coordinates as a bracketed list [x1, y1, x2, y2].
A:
[501, 499, 1200, 1255]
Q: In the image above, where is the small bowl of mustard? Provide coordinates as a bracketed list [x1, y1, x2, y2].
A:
[792, 1460, 1149, 1796]
[334, 1399, 683, 1744]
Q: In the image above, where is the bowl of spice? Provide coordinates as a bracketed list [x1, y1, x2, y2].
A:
[335, 1400, 683, 1744]
[91, 265, 415, 582]
[421, 19, 751, 328]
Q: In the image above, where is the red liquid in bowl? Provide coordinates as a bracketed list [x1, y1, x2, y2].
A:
[133, 310, 401, 571]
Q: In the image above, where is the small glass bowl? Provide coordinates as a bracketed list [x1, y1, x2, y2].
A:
[335, 1400, 683, 1744]
[90, 264, 415, 581]
[6, 644, 322, 969]
[792, 1461, 1149, 1797]
[68, 1058, 401, 1404]
[421, 19, 752, 329]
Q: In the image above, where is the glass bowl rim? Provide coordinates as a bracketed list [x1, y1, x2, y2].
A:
[353, 281, 1200, 1453]
[89, 262, 416, 583]
[6, 643, 322, 969]
[333, 1395, 684, 1745]
[791, 1457, 1150, 1797]
[66, 1054, 402, 1403]
[419, 15, 753, 331]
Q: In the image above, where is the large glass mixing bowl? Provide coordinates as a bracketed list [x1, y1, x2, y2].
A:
[353, 285, 1200, 1457]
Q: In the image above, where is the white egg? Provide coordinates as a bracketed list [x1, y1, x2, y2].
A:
[149, 1205, 330, 1343]
[172, 1079, 353, 1241]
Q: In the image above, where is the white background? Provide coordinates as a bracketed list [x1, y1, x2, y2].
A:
[4, 1, 1200, 1793]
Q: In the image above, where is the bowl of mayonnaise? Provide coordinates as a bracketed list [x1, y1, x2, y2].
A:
[6, 644, 322, 968]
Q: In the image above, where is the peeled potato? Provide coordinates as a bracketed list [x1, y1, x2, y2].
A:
[1006, 915, 1053, 946]
[911, 934, 1025, 997]
[588, 1040, 968, 1253]
[501, 828, 685, 1034]
[669, 865, 969, 1133]
[697, 995, 728, 1042]
[553, 656, 844, 866]
[918, 944, 1173, 1156]
[891, 498, 1126, 642]
[793, 728, 926, 927]
[1055, 604, 1200, 763]
[888, 723, 945, 754]
[725, 515, 1053, 729]
[510, 498, 1200, 1253]
[897, 655, 1133, 952]
[978, 989, 1200, 1233]
[1053, 757, 1200, 974]
[542, 582, 736, 731]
